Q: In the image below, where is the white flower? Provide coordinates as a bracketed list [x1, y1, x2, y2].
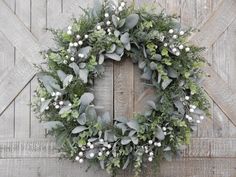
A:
[106, 151, 110, 156]
[106, 21, 111, 26]
[148, 140, 153, 145]
[69, 42, 73, 47]
[179, 45, 184, 50]
[169, 29, 174, 34]
[172, 48, 177, 52]
[79, 158, 84, 163]
[190, 108, 194, 113]
[76, 35, 81, 39]
[99, 138, 104, 143]
[84, 34, 89, 39]
[70, 57, 75, 61]
[56, 92, 61, 96]
[67, 30, 72, 35]
[105, 13, 109, 18]
[96, 25, 101, 30]
[40, 98, 45, 102]
[179, 31, 185, 35]
[73, 42, 78, 47]
[90, 144, 94, 149]
[118, 6, 123, 11]
[173, 35, 178, 39]
[89, 153, 95, 158]
[78, 40, 83, 45]
[148, 157, 153, 162]
[196, 120, 201, 124]
[185, 47, 190, 52]
[149, 152, 154, 156]
[164, 43, 168, 47]
[121, 2, 125, 7]
[78, 151, 83, 157]
[75, 156, 80, 161]
[59, 101, 64, 105]
[176, 51, 180, 56]
[185, 96, 190, 100]
[98, 152, 103, 156]
[162, 127, 167, 131]
[107, 144, 112, 149]
[55, 105, 60, 109]
[200, 115, 204, 120]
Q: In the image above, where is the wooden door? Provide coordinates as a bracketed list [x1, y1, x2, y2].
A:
[0, 0, 235, 176]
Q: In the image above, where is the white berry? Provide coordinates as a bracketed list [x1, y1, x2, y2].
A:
[106, 21, 111, 26]
[190, 108, 194, 113]
[102, 147, 106, 151]
[99, 139, 104, 143]
[59, 101, 64, 105]
[56, 92, 61, 96]
[69, 42, 73, 47]
[79, 158, 84, 163]
[89, 153, 95, 158]
[185, 96, 190, 100]
[98, 152, 103, 156]
[107, 144, 112, 149]
[173, 35, 178, 39]
[67, 30, 72, 35]
[200, 115, 205, 120]
[179, 45, 184, 50]
[76, 35, 81, 39]
[51, 92, 56, 96]
[106, 151, 110, 156]
[68, 103, 72, 107]
[149, 152, 154, 156]
[169, 29, 174, 34]
[63, 60, 67, 64]
[156, 142, 161, 147]
[78, 41, 83, 45]
[148, 157, 153, 162]
[176, 51, 180, 56]
[45, 106, 49, 110]
[162, 127, 167, 131]
[185, 47, 190, 52]
[148, 140, 153, 145]
[164, 43, 168, 47]
[84, 34, 88, 39]
[73, 42, 78, 47]
[90, 144, 94, 149]
[70, 57, 75, 61]
[118, 6, 123, 11]
[75, 156, 80, 161]
[96, 25, 101, 30]
[179, 31, 185, 35]
[87, 142, 91, 146]
[172, 48, 177, 52]
[68, 26, 72, 30]
[55, 105, 60, 109]
[196, 120, 201, 124]
[40, 98, 45, 102]
[105, 13, 109, 18]
[121, 2, 125, 7]
[78, 151, 83, 157]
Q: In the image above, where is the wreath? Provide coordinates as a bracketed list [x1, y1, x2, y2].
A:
[33, 0, 210, 176]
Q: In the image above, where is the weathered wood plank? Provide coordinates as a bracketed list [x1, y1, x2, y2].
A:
[196, 0, 212, 27]
[0, 138, 235, 158]
[94, 61, 114, 117]
[165, 0, 181, 16]
[114, 58, 134, 119]
[0, 158, 110, 177]
[3, 0, 15, 12]
[14, 61, 31, 138]
[190, 0, 236, 48]
[15, 0, 31, 29]
[31, 0, 47, 39]
[0, 103, 14, 138]
[181, 0, 197, 28]
[202, 66, 236, 126]
[0, 58, 35, 115]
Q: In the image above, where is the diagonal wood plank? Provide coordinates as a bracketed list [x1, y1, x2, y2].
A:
[190, 0, 236, 48]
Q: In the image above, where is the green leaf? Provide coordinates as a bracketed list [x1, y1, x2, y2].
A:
[174, 100, 185, 115]
[121, 137, 131, 145]
[69, 62, 80, 76]
[122, 156, 130, 169]
[120, 32, 130, 44]
[59, 105, 71, 115]
[40, 99, 52, 113]
[99, 54, 105, 65]
[71, 126, 88, 134]
[77, 113, 87, 125]
[167, 68, 179, 78]
[131, 136, 139, 145]
[112, 15, 118, 27]
[147, 100, 156, 110]
[85, 106, 97, 122]
[80, 92, 94, 105]
[104, 130, 117, 142]
[57, 70, 67, 82]
[161, 78, 172, 90]
[105, 53, 121, 61]
[150, 62, 157, 70]
[125, 14, 139, 30]
[127, 120, 139, 131]
[161, 48, 169, 57]
[79, 69, 88, 83]
[107, 44, 117, 54]
[155, 126, 165, 140]
[102, 112, 111, 125]
[38, 73, 61, 93]
[63, 75, 73, 88]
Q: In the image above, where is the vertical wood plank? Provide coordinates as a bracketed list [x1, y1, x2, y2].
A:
[180, 0, 197, 28]
[196, 0, 212, 27]
[94, 61, 114, 118]
[4, 0, 16, 12]
[31, 0, 47, 39]
[0, 103, 14, 138]
[30, 77, 45, 138]
[165, 0, 181, 16]
[15, 0, 31, 30]
[114, 58, 134, 119]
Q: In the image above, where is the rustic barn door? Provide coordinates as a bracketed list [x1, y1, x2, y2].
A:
[0, 0, 235, 176]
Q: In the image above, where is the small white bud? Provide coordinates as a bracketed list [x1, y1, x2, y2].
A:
[188, 116, 193, 121]
[196, 120, 201, 124]
[107, 28, 111, 33]
[68, 103, 72, 107]
[106, 21, 111, 26]
[55, 105, 60, 109]
[179, 31, 185, 35]
[118, 6, 123, 11]
[99, 138, 104, 143]
[164, 43, 168, 47]
[106, 151, 110, 156]
[185, 96, 190, 100]
[172, 48, 177, 52]
[157, 142, 161, 147]
[67, 30, 72, 35]
[87, 142, 91, 147]
[107, 144, 112, 149]
[185, 115, 190, 119]
[69, 42, 73, 47]
[105, 13, 109, 18]
[162, 127, 167, 131]
[70, 57, 75, 61]
[79, 158, 84, 163]
[75, 156, 80, 161]
[96, 25, 101, 30]
[40, 98, 45, 102]
[90, 144, 94, 149]
[78, 151, 83, 157]
[56, 92, 61, 96]
[59, 101, 64, 105]
[190, 108, 194, 113]
[76, 35, 81, 39]
[200, 115, 205, 120]
[73, 42, 78, 47]
[185, 47, 190, 52]
[78, 40, 83, 45]
[117, 17, 120, 21]
[98, 152, 103, 156]
[164, 132, 167, 135]
[102, 147, 106, 151]
[63, 60, 68, 64]
[176, 51, 180, 56]
[173, 35, 178, 39]
[149, 152, 154, 156]
[148, 157, 153, 162]
[121, 2, 125, 7]
[67, 48, 71, 53]
[89, 153, 95, 158]
[179, 45, 184, 50]
[45, 106, 49, 110]
[84, 34, 88, 39]
[68, 26, 72, 30]
[148, 140, 153, 145]
[169, 29, 174, 34]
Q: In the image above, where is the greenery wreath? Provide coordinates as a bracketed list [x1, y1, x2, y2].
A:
[33, 0, 210, 176]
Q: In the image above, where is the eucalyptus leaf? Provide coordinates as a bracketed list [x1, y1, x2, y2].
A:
[42, 121, 64, 131]
[131, 136, 138, 145]
[150, 62, 157, 70]
[167, 68, 179, 78]
[112, 15, 118, 27]
[92, 0, 102, 17]
[85, 106, 97, 122]
[79, 69, 88, 83]
[121, 137, 131, 145]
[114, 30, 120, 37]
[69, 62, 80, 76]
[57, 70, 67, 82]
[107, 44, 117, 54]
[120, 32, 130, 44]
[125, 14, 139, 30]
[63, 74, 73, 88]
[105, 53, 121, 61]
[115, 123, 127, 135]
[174, 100, 185, 115]
[38, 74, 61, 93]
[127, 120, 139, 131]
[118, 18, 126, 28]
[151, 54, 162, 61]
[161, 78, 172, 90]
[40, 99, 52, 113]
[147, 100, 156, 110]
[102, 112, 111, 125]
[59, 106, 71, 115]
[155, 126, 165, 140]
[104, 130, 117, 142]
[115, 116, 128, 123]
[78, 46, 92, 59]
[72, 126, 88, 134]
[99, 54, 105, 65]
[115, 47, 124, 55]
[164, 151, 173, 161]
[122, 156, 130, 169]
[100, 160, 105, 169]
[138, 61, 146, 69]
[77, 113, 87, 125]
[80, 92, 94, 105]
